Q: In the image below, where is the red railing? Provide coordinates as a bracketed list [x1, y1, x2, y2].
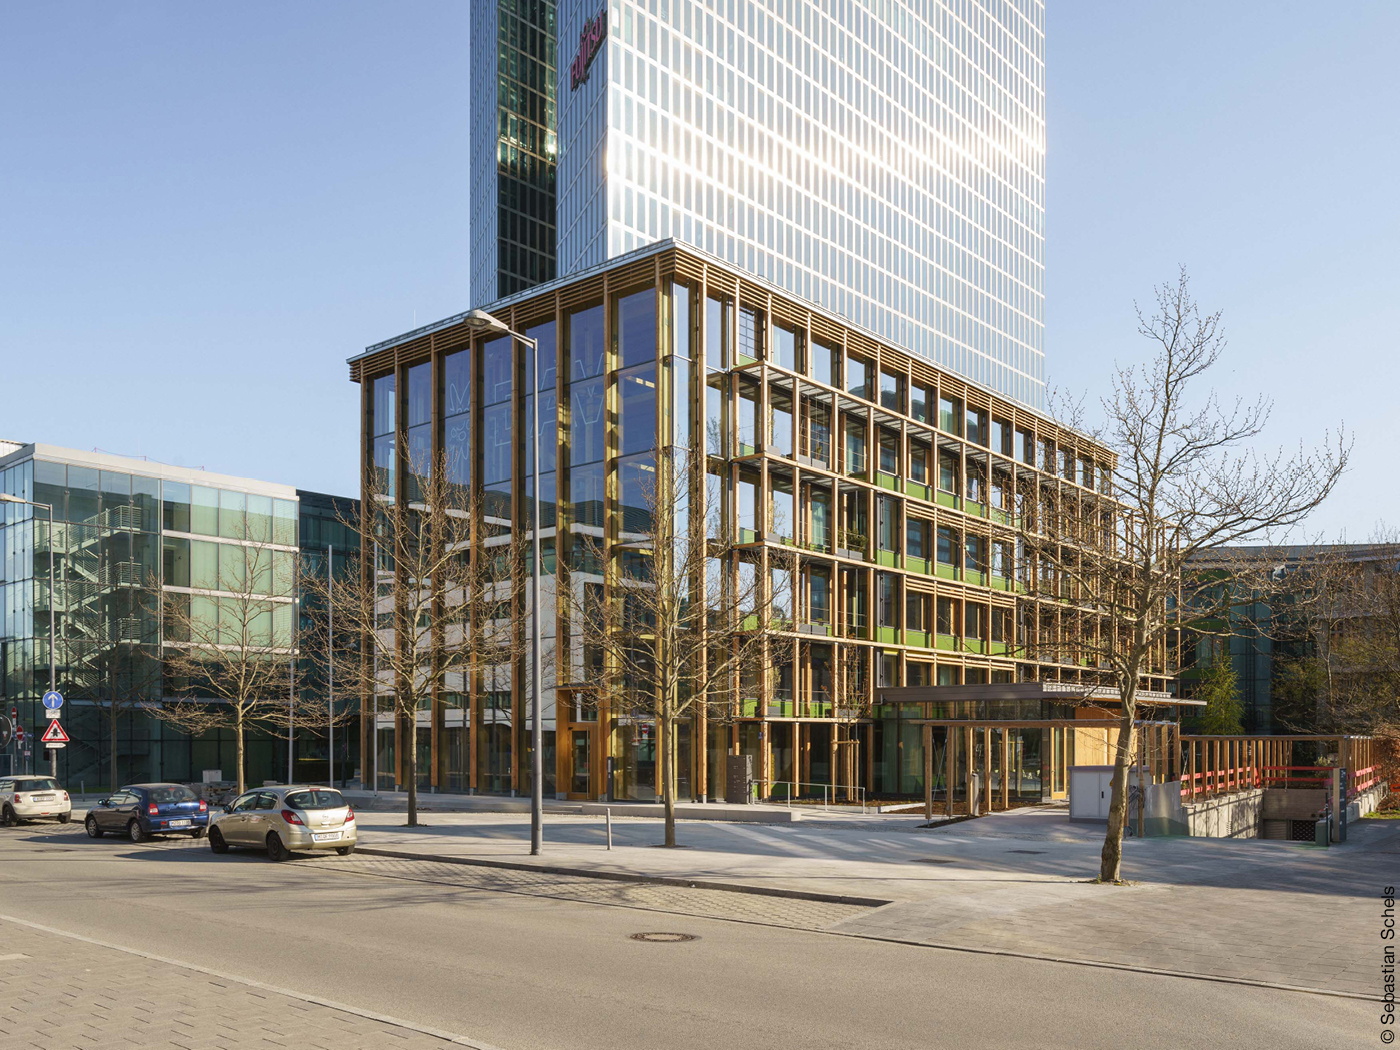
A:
[1350, 766, 1380, 799]
[1180, 765, 1338, 799]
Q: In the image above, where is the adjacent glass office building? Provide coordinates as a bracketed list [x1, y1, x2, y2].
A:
[0, 444, 358, 787]
[548, 0, 1045, 407]
[471, 0, 560, 303]
[351, 242, 1165, 803]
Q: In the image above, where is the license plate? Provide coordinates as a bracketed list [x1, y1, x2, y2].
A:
[34, 795, 53, 802]
[312, 831, 340, 842]
[169, 819, 191, 828]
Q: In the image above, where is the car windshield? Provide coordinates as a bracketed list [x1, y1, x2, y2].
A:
[16, 779, 59, 791]
[148, 786, 198, 804]
[284, 790, 346, 811]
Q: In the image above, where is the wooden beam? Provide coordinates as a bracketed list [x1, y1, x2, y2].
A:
[923, 724, 933, 820]
[1000, 728, 1009, 810]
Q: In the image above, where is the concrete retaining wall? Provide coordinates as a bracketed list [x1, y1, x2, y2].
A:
[1139, 781, 1263, 838]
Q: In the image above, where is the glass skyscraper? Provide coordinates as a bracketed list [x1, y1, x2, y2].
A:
[545, 0, 1046, 407]
[470, 0, 560, 304]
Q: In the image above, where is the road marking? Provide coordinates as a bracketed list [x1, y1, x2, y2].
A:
[0, 952, 29, 961]
[0, 913, 506, 1049]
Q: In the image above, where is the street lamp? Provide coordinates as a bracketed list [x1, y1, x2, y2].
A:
[0, 493, 57, 777]
[465, 308, 544, 856]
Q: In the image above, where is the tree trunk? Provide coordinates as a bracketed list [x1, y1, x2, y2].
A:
[235, 716, 246, 795]
[661, 711, 676, 847]
[1099, 712, 1136, 883]
[406, 711, 418, 827]
[109, 701, 119, 793]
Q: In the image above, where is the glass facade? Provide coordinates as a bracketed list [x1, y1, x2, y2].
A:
[556, 0, 1046, 408]
[0, 447, 348, 788]
[352, 245, 1150, 802]
[471, 0, 559, 303]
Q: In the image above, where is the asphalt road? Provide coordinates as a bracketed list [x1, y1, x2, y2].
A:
[0, 820, 1375, 1050]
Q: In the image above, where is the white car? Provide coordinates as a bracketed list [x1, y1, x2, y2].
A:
[0, 776, 72, 825]
[207, 785, 357, 860]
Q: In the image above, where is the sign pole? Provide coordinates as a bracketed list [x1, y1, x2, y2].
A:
[46, 502, 56, 779]
[328, 543, 334, 789]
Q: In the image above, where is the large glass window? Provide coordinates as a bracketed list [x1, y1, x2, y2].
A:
[273, 499, 297, 546]
[879, 369, 903, 412]
[906, 519, 929, 560]
[67, 466, 99, 524]
[570, 376, 605, 465]
[372, 374, 395, 437]
[482, 403, 513, 487]
[616, 454, 655, 536]
[444, 347, 471, 490]
[617, 289, 656, 368]
[163, 481, 191, 533]
[406, 361, 433, 488]
[482, 337, 513, 405]
[772, 325, 798, 371]
[937, 526, 957, 567]
[162, 536, 190, 588]
[570, 304, 606, 380]
[812, 339, 837, 386]
[570, 462, 605, 528]
[966, 408, 988, 447]
[939, 395, 962, 435]
[191, 486, 219, 536]
[132, 475, 159, 532]
[876, 573, 898, 628]
[617, 364, 656, 456]
[219, 490, 246, 540]
[846, 355, 872, 400]
[191, 540, 219, 591]
[737, 306, 763, 362]
[246, 495, 273, 544]
[705, 296, 729, 371]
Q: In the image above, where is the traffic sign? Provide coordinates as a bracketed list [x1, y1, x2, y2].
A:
[45, 709, 60, 719]
[40, 721, 69, 745]
[44, 742, 66, 750]
[16, 725, 24, 741]
[41, 691, 64, 711]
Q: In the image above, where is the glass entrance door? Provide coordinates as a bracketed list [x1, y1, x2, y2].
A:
[569, 729, 591, 798]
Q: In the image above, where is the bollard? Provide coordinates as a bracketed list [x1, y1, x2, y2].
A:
[606, 807, 612, 850]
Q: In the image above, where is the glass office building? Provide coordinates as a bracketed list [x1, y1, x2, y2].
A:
[471, 0, 560, 303]
[350, 242, 1168, 804]
[548, 0, 1046, 407]
[0, 444, 358, 787]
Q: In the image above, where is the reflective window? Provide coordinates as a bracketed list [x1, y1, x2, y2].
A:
[616, 289, 656, 368]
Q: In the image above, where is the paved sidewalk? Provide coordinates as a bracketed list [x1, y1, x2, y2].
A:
[0, 917, 489, 1050]
[343, 806, 1398, 998]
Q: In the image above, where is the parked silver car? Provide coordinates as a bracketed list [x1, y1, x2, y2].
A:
[207, 786, 356, 861]
[0, 776, 71, 825]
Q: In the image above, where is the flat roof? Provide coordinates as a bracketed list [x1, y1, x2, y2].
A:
[348, 238, 1097, 442]
[0, 442, 299, 500]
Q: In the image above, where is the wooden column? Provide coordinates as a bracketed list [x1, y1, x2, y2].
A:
[1000, 729, 1009, 810]
[1187, 738, 1196, 801]
[964, 726, 974, 814]
[983, 727, 992, 814]
[945, 727, 955, 817]
[923, 724, 933, 820]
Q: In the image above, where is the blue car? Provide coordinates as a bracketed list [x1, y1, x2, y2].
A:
[84, 783, 209, 842]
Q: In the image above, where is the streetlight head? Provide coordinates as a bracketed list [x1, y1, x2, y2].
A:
[464, 309, 510, 335]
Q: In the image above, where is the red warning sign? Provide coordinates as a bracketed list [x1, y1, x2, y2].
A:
[41, 720, 69, 744]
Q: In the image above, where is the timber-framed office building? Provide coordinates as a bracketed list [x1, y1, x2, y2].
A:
[350, 240, 1176, 804]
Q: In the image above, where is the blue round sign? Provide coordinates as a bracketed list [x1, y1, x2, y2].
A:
[42, 691, 63, 710]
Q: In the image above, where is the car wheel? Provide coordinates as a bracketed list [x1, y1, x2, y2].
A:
[127, 819, 146, 844]
[190, 827, 205, 839]
[1, 805, 17, 827]
[335, 843, 355, 857]
[85, 815, 104, 839]
[58, 812, 71, 824]
[265, 831, 289, 862]
[207, 827, 228, 854]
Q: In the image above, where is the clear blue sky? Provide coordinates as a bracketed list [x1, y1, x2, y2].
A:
[3, 3, 1394, 539]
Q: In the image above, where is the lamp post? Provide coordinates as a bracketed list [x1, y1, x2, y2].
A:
[327, 542, 335, 788]
[465, 308, 544, 856]
[1, 494, 57, 777]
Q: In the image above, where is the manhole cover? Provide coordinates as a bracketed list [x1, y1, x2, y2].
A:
[1006, 849, 1045, 855]
[629, 932, 699, 943]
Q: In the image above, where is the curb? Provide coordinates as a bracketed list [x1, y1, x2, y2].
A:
[354, 847, 893, 909]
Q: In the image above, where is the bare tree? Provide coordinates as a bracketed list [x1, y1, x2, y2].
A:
[153, 541, 302, 795]
[1032, 271, 1349, 882]
[1269, 534, 1400, 735]
[560, 451, 786, 847]
[302, 451, 527, 827]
